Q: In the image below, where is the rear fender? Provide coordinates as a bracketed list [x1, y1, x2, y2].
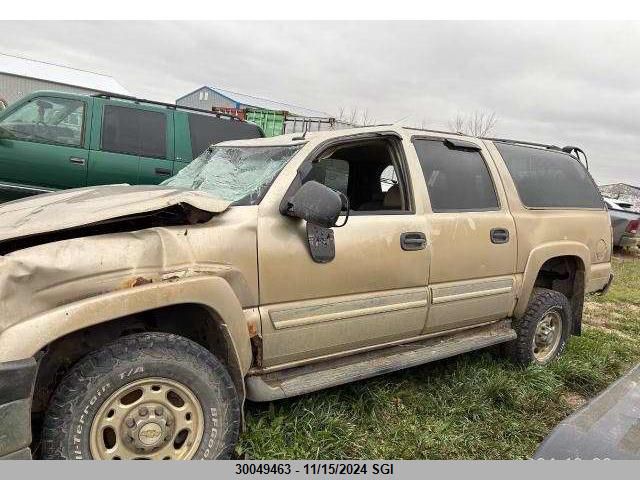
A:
[515, 242, 590, 318]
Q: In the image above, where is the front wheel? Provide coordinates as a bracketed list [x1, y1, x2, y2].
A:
[41, 332, 240, 460]
[507, 288, 572, 366]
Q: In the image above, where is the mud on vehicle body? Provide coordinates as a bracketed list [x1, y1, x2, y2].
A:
[0, 126, 613, 459]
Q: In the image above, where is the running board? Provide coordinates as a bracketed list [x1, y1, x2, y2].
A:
[246, 320, 516, 401]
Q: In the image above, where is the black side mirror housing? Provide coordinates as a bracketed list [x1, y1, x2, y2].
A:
[287, 180, 342, 228]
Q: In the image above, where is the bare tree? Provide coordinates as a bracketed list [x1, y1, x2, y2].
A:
[347, 107, 359, 125]
[360, 108, 372, 126]
[337, 106, 376, 127]
[448, 114, 466, 134]
[448, 111, 498, 137]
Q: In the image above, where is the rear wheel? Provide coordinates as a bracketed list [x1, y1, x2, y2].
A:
[507, 288, 572, 366]
[41, 332, 240, 460]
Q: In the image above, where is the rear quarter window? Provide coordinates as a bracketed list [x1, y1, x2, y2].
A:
[495, 143, 603, 209]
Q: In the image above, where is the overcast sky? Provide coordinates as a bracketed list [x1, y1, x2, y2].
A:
[1, 21, 638, 185]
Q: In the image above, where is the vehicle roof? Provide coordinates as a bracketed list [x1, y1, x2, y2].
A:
[205, 123, 578, 157]
[216, 125, 481, 147]
[11, 90, 254, 123]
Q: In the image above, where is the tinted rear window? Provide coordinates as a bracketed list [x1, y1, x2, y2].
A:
[102, 105, 166, 158]
[495, 143, 603, 209]
[413, 138, 499, 212]
[188, 114, 262, 158]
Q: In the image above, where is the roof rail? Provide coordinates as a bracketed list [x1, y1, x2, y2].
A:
[481, 136, 562, 151]
[91, 92, 244, 121]
[485, 137, 589, 170]
[402, 126, 467, 137]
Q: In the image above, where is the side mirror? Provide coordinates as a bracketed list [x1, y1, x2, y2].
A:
[287, 180, 342, 228]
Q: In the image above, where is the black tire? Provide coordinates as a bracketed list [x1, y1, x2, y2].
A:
[41, 332, 240, 460]
[506, 288, 572, 366]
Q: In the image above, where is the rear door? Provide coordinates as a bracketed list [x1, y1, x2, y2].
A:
[87, 100, 173, 186]
[0, 94, 89, 198]
[411, 136, 517, 333]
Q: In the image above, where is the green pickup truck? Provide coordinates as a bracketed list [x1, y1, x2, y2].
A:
[0, 91, 263, 202]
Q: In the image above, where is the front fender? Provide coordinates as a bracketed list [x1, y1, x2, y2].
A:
[0, 275, 253, 376]
[515, 241, 590, 318]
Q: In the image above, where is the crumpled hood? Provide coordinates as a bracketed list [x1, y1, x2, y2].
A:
[0, 184, 230, 245]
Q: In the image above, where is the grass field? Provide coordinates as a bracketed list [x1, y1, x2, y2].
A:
[240, 249, 640, 459]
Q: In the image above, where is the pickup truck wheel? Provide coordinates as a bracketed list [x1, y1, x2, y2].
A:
[507, 288, 572, 366]
[41, 332, 240, 460]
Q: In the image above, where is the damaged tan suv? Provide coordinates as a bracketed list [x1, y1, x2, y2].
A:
[0, 126, 612, 460]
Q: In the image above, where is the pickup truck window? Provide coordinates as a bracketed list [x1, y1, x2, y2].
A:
[101, 105, 167, 159]
[162, 144, 301, 205]
[495, 142, 603, 209]
[413, 138, 499, 212]
[188, 113, 263, 158]
[0, 96, 84, 147]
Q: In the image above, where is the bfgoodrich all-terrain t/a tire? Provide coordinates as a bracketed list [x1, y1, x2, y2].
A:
[507, 288, 572, 366]
[41, 333, 240, 460]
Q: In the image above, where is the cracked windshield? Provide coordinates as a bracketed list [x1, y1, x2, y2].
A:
[162, 144, 302, 204]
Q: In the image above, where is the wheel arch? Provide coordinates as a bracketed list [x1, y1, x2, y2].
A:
[0, 276, 253, 411]
[516, 242, 590, 333]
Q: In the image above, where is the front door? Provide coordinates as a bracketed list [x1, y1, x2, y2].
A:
[257, 136, 430, 368]
[411, 136, 517, 333]
[0, 95, 89, 200]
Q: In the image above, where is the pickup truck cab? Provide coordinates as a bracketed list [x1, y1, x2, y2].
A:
[0, 91, 263, 201]
[0, 126, 612, 460]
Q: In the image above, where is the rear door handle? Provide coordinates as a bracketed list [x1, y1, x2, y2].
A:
[490, 228, 510, 244]
[69, 156, 86, 165]
[400, 232, 427, 251]
[154, 167, 172, 176]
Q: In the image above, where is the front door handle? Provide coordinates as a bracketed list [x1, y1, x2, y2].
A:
[400, 232, 427, 251]
[154, 167, 172, 176]
[69, 156, 86, 165]
[490, 228, 510, 244]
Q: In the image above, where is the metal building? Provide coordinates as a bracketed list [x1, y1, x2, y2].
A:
[0, 53, 130, 108]
[176, 85, 353, 136]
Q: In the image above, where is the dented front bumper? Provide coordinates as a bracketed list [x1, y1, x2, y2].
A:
[0, 357, 37, 460]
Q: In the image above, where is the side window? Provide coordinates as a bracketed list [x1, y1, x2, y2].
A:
[302, 139, 410, 213]
[306, 158, 349, 196]
[138, 110, 166, 159]
[188, 113, 262, 158]
[495, 143, 604, 209]
[0, 96, 85, 146]
[413, 138, 499, 212]
[101, 105, 166, 158]
[380, 164, 397, 192]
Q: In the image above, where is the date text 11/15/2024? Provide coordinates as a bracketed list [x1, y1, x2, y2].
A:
[234, 463, 395, 475]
